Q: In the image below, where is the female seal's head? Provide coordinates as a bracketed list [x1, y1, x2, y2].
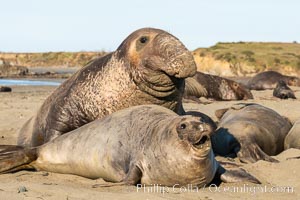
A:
[141, 115, 217, 187]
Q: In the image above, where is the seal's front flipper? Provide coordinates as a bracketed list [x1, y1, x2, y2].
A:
[92, 164, 142, 188]
[220, 169, 261, 184]
[217, 165, 261, 184]
[237, 144, 279, 163]
[286, 156, 300, 160]
[0, 145, 37, 173]
[92, 182, 127, 188]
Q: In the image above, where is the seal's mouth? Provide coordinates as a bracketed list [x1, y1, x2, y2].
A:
[193, 133, 210, 149]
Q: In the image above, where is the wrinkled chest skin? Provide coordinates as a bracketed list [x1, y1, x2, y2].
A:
[17, 28, 196, 147]
[32, 105, 217, 187]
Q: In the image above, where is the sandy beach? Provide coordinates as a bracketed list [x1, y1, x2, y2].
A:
[0, 84, 300, 200]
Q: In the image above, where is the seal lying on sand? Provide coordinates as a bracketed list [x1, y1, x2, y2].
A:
[184, 72, 253, 101]
[0, 86, 12, 92]
[18, 28, 197, 147]
[273, 80, 296, 99]
[0, 105, 259, 186]
[212, 103, 292, 163]
[284, 119, 300, 149]
[247, 71, 300, 90]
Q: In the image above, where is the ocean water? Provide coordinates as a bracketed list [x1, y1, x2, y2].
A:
[0, 79, 61, 86]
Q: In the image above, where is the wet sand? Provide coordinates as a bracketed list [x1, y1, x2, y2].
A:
[0, 85, 300, 200]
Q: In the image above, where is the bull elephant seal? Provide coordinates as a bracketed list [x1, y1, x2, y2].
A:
[184, 72, 253, 101]
[212, 103, 292, 163]
[18, 28, 197, 147]
[248, 71, 300, 90]
[284, 119, 300, 149]
[273, 80, 296, 99]
[0, 105, 259, 186]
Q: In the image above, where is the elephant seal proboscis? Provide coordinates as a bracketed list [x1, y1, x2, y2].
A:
[0, 105, 260, 186]
[184, 72, 253, 102]
[273, 80, 296, 99]
[212, 103, 292, 163]
[284, 119, 300, 149]
[247, 71, 300, 90]
[18, 28, 197, 147]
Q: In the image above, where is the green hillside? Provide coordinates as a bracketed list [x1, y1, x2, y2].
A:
[194, 42, 300, 73]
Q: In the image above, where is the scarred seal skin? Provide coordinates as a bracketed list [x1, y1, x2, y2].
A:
[212, 103, 292, 163]
[247, 71, 300, 90]
[184, 72, 253, 101]
[18, 28, 197, 147]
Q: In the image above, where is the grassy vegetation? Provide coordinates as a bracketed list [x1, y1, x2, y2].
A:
[194, 42, 300, 72]
[0, 51, 107, 68]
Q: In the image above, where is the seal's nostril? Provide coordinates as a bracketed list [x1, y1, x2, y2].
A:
[199, 125, 204, 132]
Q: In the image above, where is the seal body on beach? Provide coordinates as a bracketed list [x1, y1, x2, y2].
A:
[212, 103, 292, 163]
[284, 119, 300, 149]
[184, 72, 253, 101]
[273, 80, 296, 99]
[247, 71, 300, 90]
[0, 105, 260, 186]
[18, 28, 197, 147]
[0, 86, 12, 92]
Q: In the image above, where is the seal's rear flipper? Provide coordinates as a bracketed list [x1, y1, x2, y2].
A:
[0, 145, 37, 173]
[237, 144, 279, 163]
[217, 165, 261, 184]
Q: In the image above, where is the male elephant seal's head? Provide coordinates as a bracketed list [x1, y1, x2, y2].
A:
[142, 115, 218, 186]
[116, 28, 196, 97]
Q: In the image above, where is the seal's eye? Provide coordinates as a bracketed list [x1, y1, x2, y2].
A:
[180, 123, 186, 129]
[139, 36, 148, 44]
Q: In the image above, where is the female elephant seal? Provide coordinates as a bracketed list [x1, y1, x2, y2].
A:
[18, 28, 197, 147]
[273, 80, 296, 99]
[0, 105, 259, 186]
[184, 72, 253, 101]
[247, 71, 300, 90]
[212, 103, 292, 163]
[284, 119, 300, 149]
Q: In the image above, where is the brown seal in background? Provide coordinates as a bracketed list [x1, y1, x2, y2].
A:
[212, 103, 292, 163]
[184, 71, 253, 101]
[273, 80, 296, 99]
[247, 70, 300, 90]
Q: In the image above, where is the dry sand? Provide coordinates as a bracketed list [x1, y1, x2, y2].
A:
[0, 85, 300, 200]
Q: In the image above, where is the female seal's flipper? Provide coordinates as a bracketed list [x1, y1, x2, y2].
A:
[237, 143, 279, 163]
[0, 145, 37, 173]
[216, 164, 261, 184]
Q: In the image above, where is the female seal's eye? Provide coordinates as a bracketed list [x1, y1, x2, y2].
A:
[180, 123, 186, 129]
[139, 36, 148, 44]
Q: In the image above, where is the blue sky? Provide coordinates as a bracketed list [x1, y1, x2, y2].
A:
[1, 0, 300, 52]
